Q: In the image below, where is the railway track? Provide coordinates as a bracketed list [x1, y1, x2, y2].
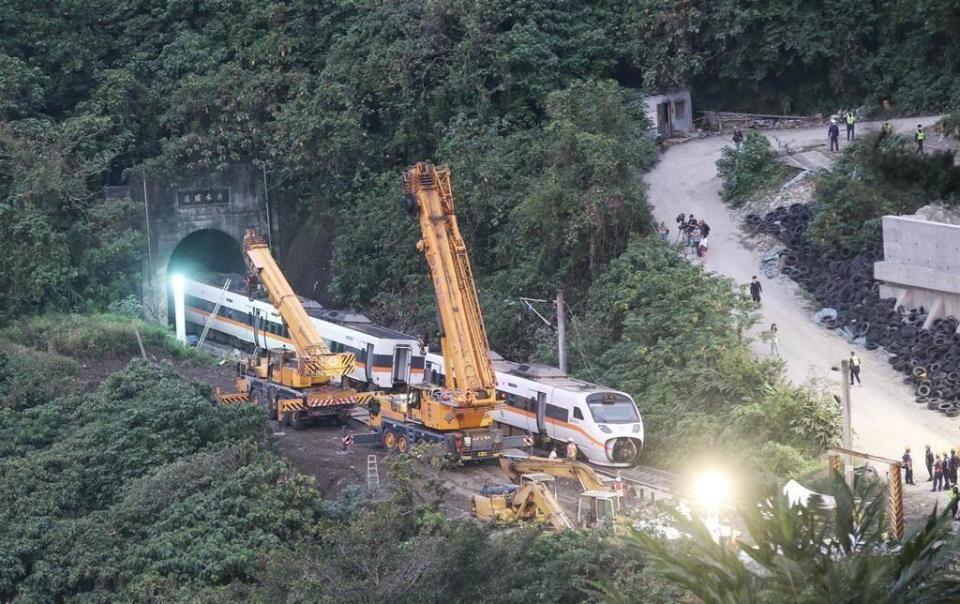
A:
[595, 465, 681, 500]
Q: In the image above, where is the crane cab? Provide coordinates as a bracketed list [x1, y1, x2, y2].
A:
[577, 491, 621, 529]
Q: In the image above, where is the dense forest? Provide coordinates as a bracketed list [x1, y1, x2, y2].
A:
[3, 2, 960, 599]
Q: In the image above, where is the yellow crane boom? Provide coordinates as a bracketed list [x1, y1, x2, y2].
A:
[368, 163, 504, 460]
[402, 162, 497, 403]
[242, 229, 354, 381]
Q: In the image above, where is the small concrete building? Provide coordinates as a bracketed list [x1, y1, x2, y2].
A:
[874, 215, 960, 330]
[644, 89, 693, 138]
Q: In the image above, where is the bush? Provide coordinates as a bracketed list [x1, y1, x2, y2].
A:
[0, 341, 81, 411]
[807, 138, 960, 254]
[0, 313, 212, 364]
[716, 132, 793, 206]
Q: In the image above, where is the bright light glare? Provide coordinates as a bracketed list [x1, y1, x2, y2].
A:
[695, 471, 730, 507]
[171, 273, 187, 344]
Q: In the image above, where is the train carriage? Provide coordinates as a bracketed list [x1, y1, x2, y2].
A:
[182, 275, 643, 467]
[183, 277, 424, 391]
[425, 353, 644, 467]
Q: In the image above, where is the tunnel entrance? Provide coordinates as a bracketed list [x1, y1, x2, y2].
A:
[166, 229, 246, 328]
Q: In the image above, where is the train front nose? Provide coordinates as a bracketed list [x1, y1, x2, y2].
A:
[605, 437, 643, 465]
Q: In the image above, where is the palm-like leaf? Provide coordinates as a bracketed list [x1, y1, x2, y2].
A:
[608, 471, 960, 603]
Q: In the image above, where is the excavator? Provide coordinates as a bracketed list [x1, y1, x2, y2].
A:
[368, 162, 517, 460]
[218, 229, 382, 427]
[472, 456, 624, 530]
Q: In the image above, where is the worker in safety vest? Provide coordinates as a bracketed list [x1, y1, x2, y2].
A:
[849, 351, 862, 386]
[916, 124, 926, 154]
[845, 111, 856, 140]
[566, 439, 578, 460]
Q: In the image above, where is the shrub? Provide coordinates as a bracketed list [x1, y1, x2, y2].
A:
[716, 132, 793, 206]
[0, 313, 212, 364]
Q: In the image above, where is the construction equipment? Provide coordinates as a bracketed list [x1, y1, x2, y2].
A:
[472, 456, 624, 530]
[217, 229, 381, 427]
[368, 163, 510, 460]
[472, 473, 573, 530]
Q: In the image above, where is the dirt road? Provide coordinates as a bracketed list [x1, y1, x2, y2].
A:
[645, 117, 960, 463]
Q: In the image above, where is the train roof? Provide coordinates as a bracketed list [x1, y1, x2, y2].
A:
[190, 272, 418, 342]
[491, 357, 625, 394]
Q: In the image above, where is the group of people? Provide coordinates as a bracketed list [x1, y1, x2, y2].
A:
[663, 213, 711, 259]
[827, 116, 928, 154]
[827, 111, 858, 151]
[901, 445, 960, 517]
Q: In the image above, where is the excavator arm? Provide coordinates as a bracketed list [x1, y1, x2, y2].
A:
[242, 229, 354, 380]
[499, 456, 609, 492]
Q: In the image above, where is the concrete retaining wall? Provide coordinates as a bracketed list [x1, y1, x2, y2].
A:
[874, 215, 960, 329]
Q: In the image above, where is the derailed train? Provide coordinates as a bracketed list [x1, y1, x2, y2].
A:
[182, 276, 643, 466]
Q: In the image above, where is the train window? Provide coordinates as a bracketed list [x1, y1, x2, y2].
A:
[573, 407, 584, 420]
[545, 403, 568, 422]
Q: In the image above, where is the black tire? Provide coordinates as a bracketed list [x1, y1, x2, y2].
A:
[382, 429, 398, 451]
[290, 411, 306, 430]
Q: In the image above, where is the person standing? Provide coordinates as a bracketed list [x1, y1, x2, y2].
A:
[690, 224, 702, 254]
[943, 451, 953, 489]
[903, 447, 915, 485]
[926, 444, 935, 481]
[950, 449, 960, 486]
[828, 119, 841, 152]
[845, 111, 856, 140]
[565, 439, 578, 460]
[698, 236, 708, 260]
[750, 276, 763, 305]
[916, 124, 926, 154]
[934, 454, 944, 492]
[949, 486, 960, 520]
[659, 220, 670, 241]
[732, 127, 744, 152]
[849, 351, 862, 386]
[769, 323, 780, 357]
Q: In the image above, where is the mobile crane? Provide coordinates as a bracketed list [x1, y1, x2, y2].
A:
[218, 229, 381, 427]
[369, 162, 512, 460]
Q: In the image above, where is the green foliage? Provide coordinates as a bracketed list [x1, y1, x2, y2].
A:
[808, 137, 960, 253]
[716, 132, 793, 206]
[575, 237, 839, 473]
[614, 472, 960, 603]
[0, 340, 81, 411]
[1, 313, 211, 363]
[0, 118, 141, 321]
[0, 360, 680, 601]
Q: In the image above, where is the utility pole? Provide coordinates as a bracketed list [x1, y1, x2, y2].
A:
[556, 289, 567, 374]
[841, 359, 852, 451]
[519, 291, 568, 373]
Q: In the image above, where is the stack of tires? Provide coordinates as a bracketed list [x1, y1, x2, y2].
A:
[746, 204, 960, 416]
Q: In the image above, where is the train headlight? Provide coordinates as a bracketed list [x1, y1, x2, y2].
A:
[632, 423, 641, 434]
[463, 435, 473, 448]
[598, 424, 612, 434]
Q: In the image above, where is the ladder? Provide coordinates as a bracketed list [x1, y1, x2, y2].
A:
[196, 278, 231, 350]
[366, 455, 380, 491]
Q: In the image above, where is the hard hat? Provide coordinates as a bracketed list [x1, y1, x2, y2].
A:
[831, 119, 837, 124]
[567, 438, 574, 443]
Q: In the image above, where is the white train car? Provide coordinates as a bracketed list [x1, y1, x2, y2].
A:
[424, 352, 644, 467]
[183, 277, 424, 391]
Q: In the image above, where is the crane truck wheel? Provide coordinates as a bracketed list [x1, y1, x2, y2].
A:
[397, 435, 409, 455]
[383, 430, 398, 451]
[289, 411, 305, 430]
